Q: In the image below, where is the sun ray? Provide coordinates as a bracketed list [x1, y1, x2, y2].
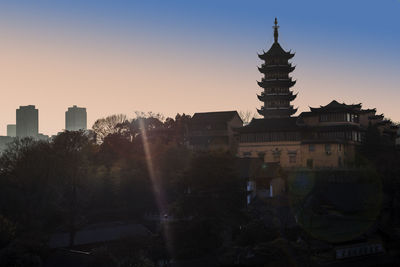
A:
[139, 118, 174, 258]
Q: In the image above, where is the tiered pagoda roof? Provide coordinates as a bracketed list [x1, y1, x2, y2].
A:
[257, 91, 297, 102]
[258, 43, 295, 60]
[257, 78, 296, 88]
[257, 18, 297, 118]
[258, 63, 296, 74]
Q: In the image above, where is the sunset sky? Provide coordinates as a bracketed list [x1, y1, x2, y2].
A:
[0, 0, 399, 135]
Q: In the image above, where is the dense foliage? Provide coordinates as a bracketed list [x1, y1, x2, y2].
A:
[0, 113, 248, 265]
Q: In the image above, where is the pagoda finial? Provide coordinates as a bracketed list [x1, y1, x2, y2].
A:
[273, 17, 279, 43]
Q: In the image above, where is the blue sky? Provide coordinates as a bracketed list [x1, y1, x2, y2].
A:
[0, 0, 399, 134]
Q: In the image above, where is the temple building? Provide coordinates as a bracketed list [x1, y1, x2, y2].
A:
[236, 19, 398, 169]
[186, 18, 398, 169]
[238, 100, 397, 169]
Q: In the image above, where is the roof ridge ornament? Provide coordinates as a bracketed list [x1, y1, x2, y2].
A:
[273, 17, 279, 43]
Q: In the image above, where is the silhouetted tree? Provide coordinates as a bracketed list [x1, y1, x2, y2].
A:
[0, 138, 56, 234]
[239, 110, 258, 125]
[52, 131, 94, 247]
[92, 114, 128, 143]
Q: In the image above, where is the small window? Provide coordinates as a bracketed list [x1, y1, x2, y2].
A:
[325, 144, 331, 154]
[307, 159, 313, 169]
[257, 152, 266, 160]
[309, 144, 315, 152]
[320, 115, 328, 122]
[272, 149, 281, 162]
[338, 144, 342, 151]
[243, 152, 251, 157]
[288, 151, 297, 164]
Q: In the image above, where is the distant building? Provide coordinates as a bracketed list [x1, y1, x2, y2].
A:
[16, 105, 38, 138]
[7, 124, 16, 137]
[187, 111, 243, 152]
[65, 105, 87, 131]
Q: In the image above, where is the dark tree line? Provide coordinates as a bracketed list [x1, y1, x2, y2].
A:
[0, 113, 247, 265]
[357, 123, 400, 231]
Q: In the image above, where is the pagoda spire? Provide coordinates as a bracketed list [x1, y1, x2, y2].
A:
[273, 17, 279, 43]
[256, 19, 297, 118]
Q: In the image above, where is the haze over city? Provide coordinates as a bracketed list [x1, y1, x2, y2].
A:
[0, 0, 399, 136]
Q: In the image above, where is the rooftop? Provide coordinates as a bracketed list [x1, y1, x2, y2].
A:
[191, 111, 241, 124]
[309, 100, 362, 113]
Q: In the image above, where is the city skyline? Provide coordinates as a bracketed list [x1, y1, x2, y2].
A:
[3, 104, 87, 138]
[0, 0, 399, 135]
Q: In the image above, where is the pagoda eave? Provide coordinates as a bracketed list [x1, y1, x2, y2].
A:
[257, 107, 297, 118]
[258, 53, 295, 61]
[258, 79, 296, 88]
[257, 92, 297, 102]
[258, 65, 295, 74]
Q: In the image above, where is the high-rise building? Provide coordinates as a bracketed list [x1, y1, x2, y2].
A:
[7, 124, 16, 137]
[16, 105, 38, 138]
[65, 105, 87, 131]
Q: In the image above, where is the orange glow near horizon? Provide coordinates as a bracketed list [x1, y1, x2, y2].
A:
[0, 15, 399, 136]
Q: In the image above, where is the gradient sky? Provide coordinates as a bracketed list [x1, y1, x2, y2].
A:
[0, 0, 399, 135]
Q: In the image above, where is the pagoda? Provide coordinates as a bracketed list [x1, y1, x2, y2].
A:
[257, 18, 297, 118]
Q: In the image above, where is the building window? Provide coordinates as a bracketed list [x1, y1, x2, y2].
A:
[309, 144, 315, 152]
[243, 152, 251, 157]
[307, 159, 313, 169]
[325, 144, 331, 155]
[272, 148, 281, 162]
[338, 144, 342, 151]
[288, 151, 297, 164]
[320, 115, 328, 122]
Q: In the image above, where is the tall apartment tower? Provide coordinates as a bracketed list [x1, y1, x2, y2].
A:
[65, 105, 87, 131]
[16, 105, 39, 138]
[7, 124, 16, 137]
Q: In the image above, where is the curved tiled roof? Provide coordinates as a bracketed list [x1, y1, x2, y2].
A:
[309, 100, 362, 113]
[258, 43, 294, 60]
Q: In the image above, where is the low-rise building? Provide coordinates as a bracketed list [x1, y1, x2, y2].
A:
[237, 100, 397, 169]
[187, 111, 243, 152]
